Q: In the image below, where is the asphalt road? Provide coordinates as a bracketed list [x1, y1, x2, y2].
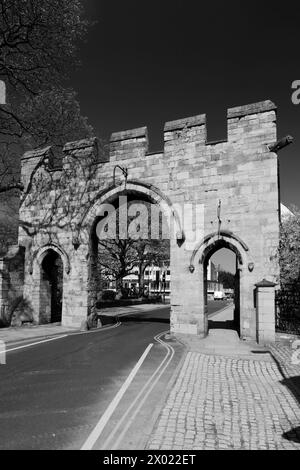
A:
[0, 306, 178, 450]
[0, 301, 229, 450]
[207, 299, 231, 316]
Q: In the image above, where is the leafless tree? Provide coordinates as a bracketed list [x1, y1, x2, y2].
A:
[0, 0, 95, 250]
[97, 201, 170, 296]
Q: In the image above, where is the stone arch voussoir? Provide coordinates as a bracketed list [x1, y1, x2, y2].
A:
[78, 181, 185, 243]
[189, 230, 253, 272]
[29, 243, 70, 275]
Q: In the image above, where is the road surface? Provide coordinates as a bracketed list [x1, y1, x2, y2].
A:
[0, 301, 229, 450]
[207, 299, 230, 316]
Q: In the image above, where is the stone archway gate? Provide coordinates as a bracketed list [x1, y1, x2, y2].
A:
[15, 100, 281, 343]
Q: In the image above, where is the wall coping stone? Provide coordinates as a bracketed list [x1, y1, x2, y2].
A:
[110, 126, 147, 143]
[227, 100, 277, 119]
[164, 114, 206, 132]
[63, 137, 98, 152]
[255, 278, 277, 288]
[22, 146, 52, 160]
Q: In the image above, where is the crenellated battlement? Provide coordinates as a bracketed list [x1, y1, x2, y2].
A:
[21, 100, 277, 182]
[109, 99, 277, 160]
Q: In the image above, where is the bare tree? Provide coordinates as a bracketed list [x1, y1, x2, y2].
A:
[0, 0, 87, 95]
[98, 239, 139, 291]
[0, 0, 95, 250]
[97, 201, 170, 296]
[0, 0, 91, 143]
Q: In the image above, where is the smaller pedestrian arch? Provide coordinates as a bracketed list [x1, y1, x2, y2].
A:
[30, 244, 68, 324]
[191, 231, 251, 337]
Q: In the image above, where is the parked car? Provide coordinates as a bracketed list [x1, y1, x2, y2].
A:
[214, 290, 225, 301]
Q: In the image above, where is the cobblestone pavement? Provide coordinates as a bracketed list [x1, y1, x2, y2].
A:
[148, 345, 300, 450]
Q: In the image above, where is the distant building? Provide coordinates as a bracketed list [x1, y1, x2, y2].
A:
[101, 264, 171, 298]
[280, 203, 294, 220]
[207, 259, 217, 281]
[123, 265, 170, 297]
[206, 260, 223, 297]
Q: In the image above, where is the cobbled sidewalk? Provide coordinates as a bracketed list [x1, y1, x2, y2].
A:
[148, 346, 300, 450]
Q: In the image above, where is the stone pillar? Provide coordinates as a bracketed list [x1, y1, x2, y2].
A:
[255, 279, 276, 344]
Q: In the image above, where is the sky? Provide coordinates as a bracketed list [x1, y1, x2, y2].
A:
[71, 1, 300, 271]
[72, 0, 300, 209]
[211, 248, 236, 274]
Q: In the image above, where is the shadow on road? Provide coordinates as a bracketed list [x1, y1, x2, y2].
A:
[99, 315, 119, 326]
[119, 315, 170, 324]
[208, 319, 236, 330]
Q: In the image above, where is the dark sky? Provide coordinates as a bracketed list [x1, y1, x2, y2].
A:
[72, 0, 300, 207]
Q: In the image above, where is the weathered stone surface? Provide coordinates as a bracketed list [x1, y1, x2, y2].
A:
[227, 100, 277, 118]
[0, 246, 26, 326]
[164, 114, 206, 132]
[110, 126, 148, 142]
[2, 100, 281, 342]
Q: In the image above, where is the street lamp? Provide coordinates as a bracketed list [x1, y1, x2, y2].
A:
[162, 270, 166, 304]
[113, 165, 128, 186]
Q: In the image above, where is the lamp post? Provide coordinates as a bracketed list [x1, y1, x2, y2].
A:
[162, 270, 166, 304]
[113, 165, 128, 186]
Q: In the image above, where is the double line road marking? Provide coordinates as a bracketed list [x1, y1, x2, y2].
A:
[81, 330, 175, 450]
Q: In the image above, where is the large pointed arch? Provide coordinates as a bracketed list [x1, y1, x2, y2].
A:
[76, 180, 185, 245]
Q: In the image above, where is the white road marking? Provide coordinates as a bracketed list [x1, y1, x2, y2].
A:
[6, 335, 68, 353]
[5, 321, 122, 351]
[71, 321, 121, 337]
[101, 330, 175, 450]
[81, 342, 154, 450]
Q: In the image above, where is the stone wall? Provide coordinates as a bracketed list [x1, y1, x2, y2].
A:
[0, 245, 26, 326]
[17, 100, 280, 342]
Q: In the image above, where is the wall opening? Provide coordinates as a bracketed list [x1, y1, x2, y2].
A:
[39, 250, 63, 324]
[88, 189, 171, 322]
[203, 243, 241, 334]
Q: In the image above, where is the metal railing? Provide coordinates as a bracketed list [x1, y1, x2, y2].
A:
[275, 284, 300, 335]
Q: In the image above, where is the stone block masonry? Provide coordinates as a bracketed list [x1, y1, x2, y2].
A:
[10, 99, 280, 343]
